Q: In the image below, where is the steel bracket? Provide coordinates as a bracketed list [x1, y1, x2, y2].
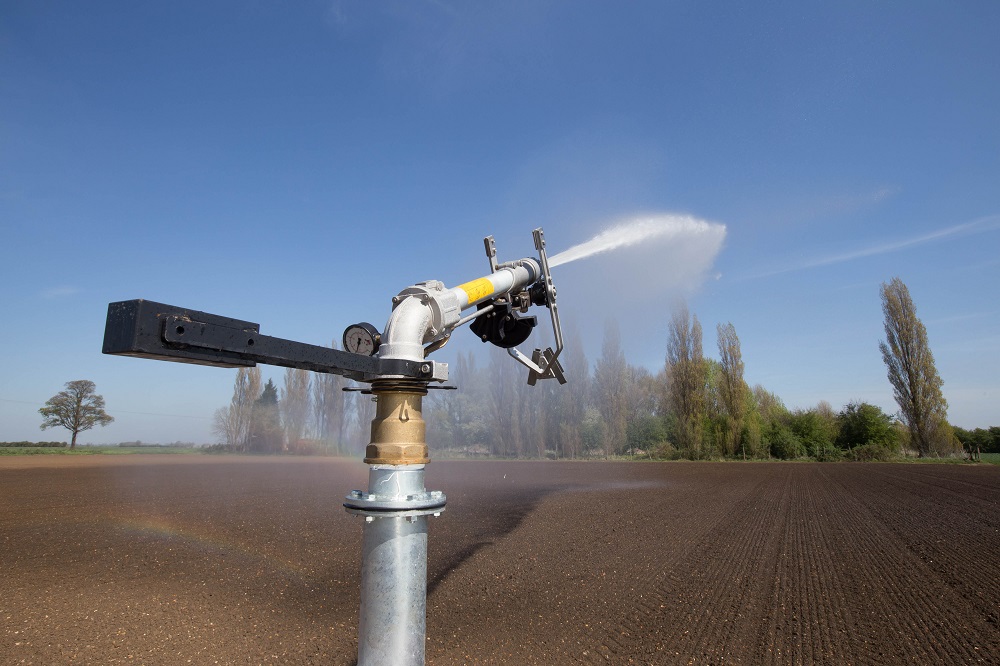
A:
[102, 299, 445, 382]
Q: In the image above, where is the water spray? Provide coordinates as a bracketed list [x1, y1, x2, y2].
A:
[100, 228, 565, 665]
[548, 214, 724, 268]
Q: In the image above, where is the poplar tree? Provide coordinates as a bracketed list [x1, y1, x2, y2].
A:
[717, 322, 749, 458]
[594, 319, 628, 458]
[665, 303, 706, 457]
[214, 367, 261, 451]
[313, 340, 347, 454]
[281, 367, 312, 451]
[557, 325, 590, 458]
[879, 277, 950, 457]
[234, 367, 261, 450]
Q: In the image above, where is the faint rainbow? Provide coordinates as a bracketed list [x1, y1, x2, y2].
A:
[113, 514, 312, 578]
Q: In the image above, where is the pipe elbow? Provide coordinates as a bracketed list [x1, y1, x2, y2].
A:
[379, 297, 433, 362]
[379, 281, 461, 363]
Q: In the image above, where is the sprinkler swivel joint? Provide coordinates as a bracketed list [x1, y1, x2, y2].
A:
[363, 380, 430, 466]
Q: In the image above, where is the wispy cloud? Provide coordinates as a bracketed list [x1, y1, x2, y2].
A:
[745, 214, 1000, 280]
[766, 185, 900, 229]
[40, 286, 80, 299]
[925, 311, 991, 326]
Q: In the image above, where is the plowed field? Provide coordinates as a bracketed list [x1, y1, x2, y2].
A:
[1, 456, 997, 664]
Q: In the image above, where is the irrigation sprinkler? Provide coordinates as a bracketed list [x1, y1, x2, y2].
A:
[101, 227, 565, 665]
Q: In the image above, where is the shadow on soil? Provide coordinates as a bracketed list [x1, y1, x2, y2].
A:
[426, 484, 561, 596]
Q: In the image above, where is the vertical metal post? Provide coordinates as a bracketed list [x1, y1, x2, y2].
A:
[344, 382, 445, 666]
[356, 469, 430, 665]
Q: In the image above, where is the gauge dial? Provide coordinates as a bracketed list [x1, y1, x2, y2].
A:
[343, 322, 381, 356]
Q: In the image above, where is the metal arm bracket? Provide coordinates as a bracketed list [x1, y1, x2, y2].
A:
[102, 300, 444, 382]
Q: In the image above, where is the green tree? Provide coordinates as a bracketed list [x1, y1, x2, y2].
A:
[949, 425, 1000, 458]
[751, 384, 790, 459]
[836, 401, 899, 452]
[666, 303, 706, 457]
[717, 322, 750, 458]
[789, 406, 838, 460]
[879, 277, 953, 456]
[625, 365, 663, 455]
[39, 380, 114, 448]
[768, 422, 805, 460]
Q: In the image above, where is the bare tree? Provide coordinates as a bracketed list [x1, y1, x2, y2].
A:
[227, 367, 261, 452]
[313, 375, 346, 454]
[717, 322, 749, 458]
[557, 324, 589, 458]
[348, 384, 377, 455]
[39, 380, 114, 448]
[879, 277, 952, 456]
[488, 345, 524, 457]
[212, 405, 239, 449]
[313, 340, 347, 454]
[594, 319, 628, 457]
[281, 367, 312, 452]
[523, 327, 561, 458]
[666, 303, 706, 456]
[426, 350, 489, 454]
[625, 365, 659, 455]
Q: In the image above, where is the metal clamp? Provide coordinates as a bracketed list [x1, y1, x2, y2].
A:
[492, 228, 566, 384]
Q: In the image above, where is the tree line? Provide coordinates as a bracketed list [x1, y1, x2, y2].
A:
[211, 277, 981, 460]
[211, 353, 376, 455]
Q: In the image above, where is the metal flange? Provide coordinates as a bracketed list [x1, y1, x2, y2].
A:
[343, 488, 447, 515]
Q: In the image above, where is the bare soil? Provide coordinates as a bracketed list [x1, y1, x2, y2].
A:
[1, 456, 998, 664]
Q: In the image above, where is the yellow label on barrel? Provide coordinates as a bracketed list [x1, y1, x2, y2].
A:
[457, 277, 495, 303]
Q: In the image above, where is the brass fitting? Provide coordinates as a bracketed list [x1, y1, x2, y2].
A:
[364, 381, 430, 465]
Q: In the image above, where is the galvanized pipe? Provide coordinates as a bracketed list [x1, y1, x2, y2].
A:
[357, 512, 428, 665]
[355, 466, 431, 666]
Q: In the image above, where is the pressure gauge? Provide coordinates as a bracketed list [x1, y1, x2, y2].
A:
[343, 322, 381, 356]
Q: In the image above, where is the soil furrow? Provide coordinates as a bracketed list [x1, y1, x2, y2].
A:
[4, 458, 999, 665]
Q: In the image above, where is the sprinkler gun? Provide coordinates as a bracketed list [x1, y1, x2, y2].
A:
[100, 227, 565, 666]
[373, 227, 565, 384]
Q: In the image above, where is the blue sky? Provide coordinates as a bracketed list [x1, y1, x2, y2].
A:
[2, 1, 998, 443]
